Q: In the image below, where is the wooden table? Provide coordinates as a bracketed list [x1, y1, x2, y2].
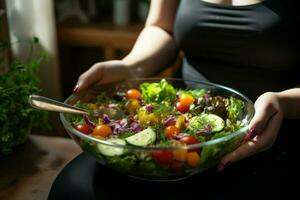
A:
[0, 135, 82, 200]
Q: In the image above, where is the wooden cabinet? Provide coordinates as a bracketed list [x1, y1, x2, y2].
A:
[57, 22, 142, 60]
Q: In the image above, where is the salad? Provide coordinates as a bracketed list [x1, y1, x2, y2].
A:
[69, 79, 246, 178]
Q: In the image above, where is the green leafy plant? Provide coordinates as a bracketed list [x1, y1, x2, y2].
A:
[0, 38, 49, 154]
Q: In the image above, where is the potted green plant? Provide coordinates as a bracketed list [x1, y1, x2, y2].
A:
[0, 38, 49, 155]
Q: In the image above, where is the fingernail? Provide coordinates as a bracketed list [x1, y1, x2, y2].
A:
[73, 84, 79, 93]
[218, 161, 231, 172]
[223, 161, 231, 169]
[249, 128, 257, 139]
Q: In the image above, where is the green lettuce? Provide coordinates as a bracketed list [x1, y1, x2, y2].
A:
[140, 79, 176, 103]
[227, 97, 244, 122]
[201, 131, 244, 163]
[106, 155, 137, 172]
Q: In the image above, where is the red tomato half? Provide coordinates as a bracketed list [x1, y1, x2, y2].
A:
[151, 150, 173, 166]
[75, 124, 92, 134]
[180, 136, 199, 152]
[180, 136, 199, 145]
[165, 125, 180, 139]
[176, 102, 189, 113]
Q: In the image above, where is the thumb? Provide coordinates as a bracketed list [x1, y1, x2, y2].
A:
[218, 110, 282, 172]
[248, 107, 269, 136]
[73, 64, 104, 93]
[249, 92, 280, 134]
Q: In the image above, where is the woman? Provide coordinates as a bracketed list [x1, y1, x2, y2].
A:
[72, 0, 299, 172]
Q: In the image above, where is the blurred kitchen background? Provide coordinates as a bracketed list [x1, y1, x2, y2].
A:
[0, 0, 180, 136]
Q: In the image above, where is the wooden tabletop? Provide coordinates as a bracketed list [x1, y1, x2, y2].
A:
[0, 134, 82, 200]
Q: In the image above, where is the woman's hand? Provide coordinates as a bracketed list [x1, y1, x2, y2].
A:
[218, 92, 284, 172]
[73, 60, 132, 93]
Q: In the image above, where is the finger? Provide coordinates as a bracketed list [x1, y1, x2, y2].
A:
[249, 92, 279, 134]
[218, 112, 282, 172]
[249, 102, 276, 134]
[74, 64, 104, 93]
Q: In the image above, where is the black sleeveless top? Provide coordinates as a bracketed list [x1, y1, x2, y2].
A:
[174, 0, 299, 100]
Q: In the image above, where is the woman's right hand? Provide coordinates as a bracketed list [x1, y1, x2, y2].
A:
[73, 60, 132, 93]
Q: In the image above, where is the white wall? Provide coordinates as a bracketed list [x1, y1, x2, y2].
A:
[5, 0, 64, 135]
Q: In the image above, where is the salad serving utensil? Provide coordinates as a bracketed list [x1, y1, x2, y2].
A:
[29, 95, 125, 119]
[29, 95, 89, 115]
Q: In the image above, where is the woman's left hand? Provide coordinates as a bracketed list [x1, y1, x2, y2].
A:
[218, 92, 284, 172]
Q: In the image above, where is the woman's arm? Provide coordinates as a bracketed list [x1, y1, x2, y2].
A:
[122, 0, 180, 77]
[74, 0, 180, 92]
[277, 87, 300, 119]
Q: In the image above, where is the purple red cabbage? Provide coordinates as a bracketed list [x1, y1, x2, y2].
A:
[103, 115, 142, 134]
[84, 115, 96, 129]
[196, 125, 212, 135]
[145, 105, 154, 113]
[163, 116, 176, 127]
[130, 122, 142, 132]
[102, 114, 111, 124]
[172, 133, 189, 140]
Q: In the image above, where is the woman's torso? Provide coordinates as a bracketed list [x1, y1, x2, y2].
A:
[174, 0, 299, 100]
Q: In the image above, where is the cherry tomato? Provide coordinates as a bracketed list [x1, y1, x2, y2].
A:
[180, 136, 199, 145]
[180, 136, 199, 152]
[151, 150, 173, 166]
[172, 149, 188, 162]
[187, 152, 201, 167]
[179, 94, 195, 106]
[127, 89, 141, 100]
[92, 125, 112, 138]
[165, 125, 180, 139]
[176, 102, 189, 113]
[75, 124, 92, 134]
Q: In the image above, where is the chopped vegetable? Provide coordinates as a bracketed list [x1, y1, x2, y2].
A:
[92, 125, 112, 138]
[179, 93, 195, 106]
[75, 124, 92, 134]
[176, 102, 189, 113]
[228, 97, 245, 122]
[126, 89, 141, 100]
[140, 79, 176, 103]
[125, 127, 156, 146]
[187, 113, 225, 133]
[97, 138, 126, 156]
[151, 150, 173, 166]
[69, 79, 247, 177]
[165, 125, 180, 139]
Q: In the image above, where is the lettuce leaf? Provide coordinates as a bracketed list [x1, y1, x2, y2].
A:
[140, 79, 176, 103]
[201, 131, 244, 163]
[227, 97, 244, 122]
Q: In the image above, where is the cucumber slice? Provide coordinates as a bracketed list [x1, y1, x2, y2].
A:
[203, 113, 225, 132]
[125, 127, 156, 146]
[189, 113, 225, 133]
[97, 138, 126, 157]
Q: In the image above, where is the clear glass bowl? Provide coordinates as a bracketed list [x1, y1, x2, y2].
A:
[60, 78, 254, 181]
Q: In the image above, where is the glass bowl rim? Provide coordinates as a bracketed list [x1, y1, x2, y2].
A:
[60, 78, 255, 151]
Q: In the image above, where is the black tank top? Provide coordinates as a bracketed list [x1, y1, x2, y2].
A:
[174, 0, 299, 100]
